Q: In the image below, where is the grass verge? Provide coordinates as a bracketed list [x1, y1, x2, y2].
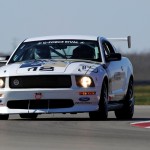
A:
[134, 85, 150, 105]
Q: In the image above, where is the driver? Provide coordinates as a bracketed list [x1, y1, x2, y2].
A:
[34, 45, 51, 59]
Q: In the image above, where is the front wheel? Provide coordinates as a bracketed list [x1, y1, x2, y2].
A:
[20, 114, 38, 119]
[89, 81, 108, 120]
[115, 78, 134, 119]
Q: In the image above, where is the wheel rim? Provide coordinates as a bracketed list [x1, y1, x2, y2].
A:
[103, 83, 108, 105]
[89, 82, 108, 120]
[128, 80, 133, 100]
[100, 82, 108, 117]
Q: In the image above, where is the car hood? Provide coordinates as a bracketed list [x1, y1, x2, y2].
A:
[0, 59, 100, 76]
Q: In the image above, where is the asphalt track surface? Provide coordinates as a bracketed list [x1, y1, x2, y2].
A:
[0, 106, 150, 150]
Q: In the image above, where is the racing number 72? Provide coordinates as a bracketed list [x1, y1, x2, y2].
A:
[28, 66, 54, 71]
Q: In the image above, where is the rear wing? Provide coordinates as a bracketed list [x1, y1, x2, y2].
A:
[107, 36, 131, 48]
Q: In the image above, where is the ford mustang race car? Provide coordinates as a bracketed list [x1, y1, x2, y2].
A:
[0, 35, 134, 120]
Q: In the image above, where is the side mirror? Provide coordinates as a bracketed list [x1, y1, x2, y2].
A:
[106, 53, 121, 62]
[0, 56, 10, 67]
[5, 56, 10, 60]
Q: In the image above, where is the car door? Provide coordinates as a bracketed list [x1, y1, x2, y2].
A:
[101, 40, 125, 101]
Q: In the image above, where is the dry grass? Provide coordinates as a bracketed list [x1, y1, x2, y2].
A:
[134, 85, 150, 105]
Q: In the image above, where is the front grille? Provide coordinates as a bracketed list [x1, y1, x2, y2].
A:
[9, 75, 72, 88]
[30, 100, 48, 109]
[7, 99, 74, 109]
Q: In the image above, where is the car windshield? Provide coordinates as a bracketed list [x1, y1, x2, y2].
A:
[8, 40, 101, 63]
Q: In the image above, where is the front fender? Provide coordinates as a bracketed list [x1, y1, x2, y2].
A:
[86, 65, 108, 97]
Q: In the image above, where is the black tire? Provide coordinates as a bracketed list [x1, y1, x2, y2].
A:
[115, 78, 134, 119]
[20, 114, 38, 119]
[89, 81, 108, 120]
[0, 114, 9, 120]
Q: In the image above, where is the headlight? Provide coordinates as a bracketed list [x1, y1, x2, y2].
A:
[0, 78, 5, 88]
[80, 77, 92, 88]
[76, 76, 95, 88]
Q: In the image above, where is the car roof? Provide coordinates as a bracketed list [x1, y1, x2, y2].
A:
[24, 35, 98, 42]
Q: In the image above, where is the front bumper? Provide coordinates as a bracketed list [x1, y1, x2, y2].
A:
[0, 88, 100, 114]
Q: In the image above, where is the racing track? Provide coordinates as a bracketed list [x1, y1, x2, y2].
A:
[0, 106, 150, 150]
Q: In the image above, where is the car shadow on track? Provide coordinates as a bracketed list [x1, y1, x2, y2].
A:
[10, 117, 150, 122]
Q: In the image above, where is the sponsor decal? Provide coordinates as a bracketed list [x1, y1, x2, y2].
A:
[77, 65, 98, 73]
[20, 60, 68, 72]
[82, 65, 87, 70]
[20, 60, 47, 68]
[78, 65, 91, 72]
[113, 72, 125, 81]
[75, 101, 97, 105]
[114, 72, 121, 80]
[43, 61, 67, 67]
[40, 40, 79, 44]
[79, 97, 90, 101]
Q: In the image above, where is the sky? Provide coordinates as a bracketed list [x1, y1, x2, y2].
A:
[0, 0, 150, 55]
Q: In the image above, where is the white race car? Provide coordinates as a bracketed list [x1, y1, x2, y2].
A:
[0, 35, 134, 120]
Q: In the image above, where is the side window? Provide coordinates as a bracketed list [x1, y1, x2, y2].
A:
[102, 41, 115, 60]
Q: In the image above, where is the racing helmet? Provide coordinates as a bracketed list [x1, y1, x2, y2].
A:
[34, 45, 50, 59]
